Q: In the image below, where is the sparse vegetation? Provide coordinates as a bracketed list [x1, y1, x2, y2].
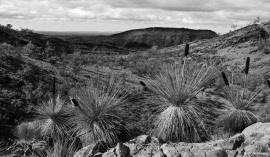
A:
[1, 21, 270, 156]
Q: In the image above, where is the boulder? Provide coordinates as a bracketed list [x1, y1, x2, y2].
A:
[239, 123, 270, 155]
[242, 122, 270, 136]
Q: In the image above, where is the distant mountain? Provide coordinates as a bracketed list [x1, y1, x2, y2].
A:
[104, 27, 218, 50]
[47, 27, 218, 51]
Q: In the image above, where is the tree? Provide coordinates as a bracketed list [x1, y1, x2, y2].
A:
[6, 24, 13, 29]
[231, 24, 238, 31]
[253, 17, 260, 24]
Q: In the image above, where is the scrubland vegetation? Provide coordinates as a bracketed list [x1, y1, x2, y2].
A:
[1, 23, 270, 156]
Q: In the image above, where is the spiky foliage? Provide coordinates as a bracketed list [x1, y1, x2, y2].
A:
[70, 77, 130, 146]
[7, 139, 46, 157]
[218, 72, 260, 134]
[34, 95, 73, 139]
[14, 120, 42, 140]
[143, 62, 217, 142]
[39, 137, 78, 157]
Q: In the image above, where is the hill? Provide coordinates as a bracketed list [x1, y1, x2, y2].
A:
[157, 23, 270, 76]
[0, 26, 74, 58]
[46, 27, 218, 51]
[104, 27, 218, 50]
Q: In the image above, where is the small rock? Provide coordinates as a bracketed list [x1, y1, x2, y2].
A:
[102, 148, 116, 157]
[74, 141, 107, 157]
[216, 133, 245, 150]
[129, 135, 151, 145]
[204, 148, 227, 157]
[226, 150, 238, 157]
[115, 143, 130, 157]
[93, 152, 103, 157]
[151, 136, 165, 145]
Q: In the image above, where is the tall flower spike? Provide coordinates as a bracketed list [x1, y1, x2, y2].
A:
[53, 77, 56, 96]
[71, 99, 79, 107]
[139, 81, 146, 87]
[222, 72, 230, 86]
[184, 44, 189, 57]
[245, 57, 250, 75]
[267, 80, 270, 88]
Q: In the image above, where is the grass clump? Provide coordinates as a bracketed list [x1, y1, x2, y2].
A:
[70, 77, 130, 146]
[142, 61, 217, 143]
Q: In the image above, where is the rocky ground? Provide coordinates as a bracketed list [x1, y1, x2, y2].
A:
[74, 122, 270, 157]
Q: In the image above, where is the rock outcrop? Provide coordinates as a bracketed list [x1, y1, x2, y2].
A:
[74, 123, 270, 157]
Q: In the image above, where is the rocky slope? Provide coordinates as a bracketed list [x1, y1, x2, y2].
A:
[158, 23, 270, 76]
[74, 122, 270, 157]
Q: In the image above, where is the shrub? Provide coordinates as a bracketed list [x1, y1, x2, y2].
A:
[142, 61, 217, 142]
[70, 77, 131, 146]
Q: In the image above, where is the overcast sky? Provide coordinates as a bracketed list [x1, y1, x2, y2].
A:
[1, 0, 270, 34]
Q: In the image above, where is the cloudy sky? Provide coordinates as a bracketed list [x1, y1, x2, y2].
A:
[1, 0, 270, 34]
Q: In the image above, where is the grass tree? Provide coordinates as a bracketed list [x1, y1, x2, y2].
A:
[34, 95, 73, 140]
[218, 57, 260, 134]
[142, 54, 217, 142]
[70, 77, 130, 146]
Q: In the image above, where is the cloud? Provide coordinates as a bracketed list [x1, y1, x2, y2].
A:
[104, 0, 270, 12]
[0, 0, 270, 33]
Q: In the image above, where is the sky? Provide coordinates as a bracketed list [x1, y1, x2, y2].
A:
[1, 0, 270, 34]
